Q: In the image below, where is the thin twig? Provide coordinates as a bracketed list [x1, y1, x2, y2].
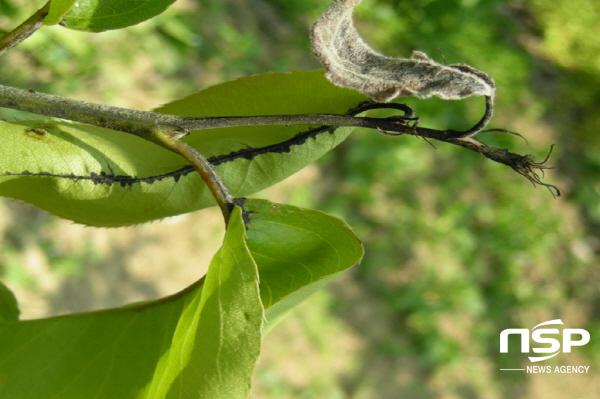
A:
[149, 130, 235, 223]
[0, 1, 51, 57]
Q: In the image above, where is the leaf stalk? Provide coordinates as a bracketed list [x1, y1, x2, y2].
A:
[150, 130, 235, 223]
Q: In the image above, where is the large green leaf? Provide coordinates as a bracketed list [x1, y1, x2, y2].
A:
[0, 199, 362, 398]
[0, 206, 263, 399]
[243, 199, 364, 333]
[0, 71, 366, 226]
[60, 0, 178, 32]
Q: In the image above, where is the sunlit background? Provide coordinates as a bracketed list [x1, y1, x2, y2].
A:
[1, 0, 600, 397]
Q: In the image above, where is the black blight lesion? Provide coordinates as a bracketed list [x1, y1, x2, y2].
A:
[0, 169, 191, 187]
[0, 101, 400, 188]
[0, 121, 341, 187]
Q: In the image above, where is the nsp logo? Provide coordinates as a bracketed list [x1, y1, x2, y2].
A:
[500, 319, 590, 362]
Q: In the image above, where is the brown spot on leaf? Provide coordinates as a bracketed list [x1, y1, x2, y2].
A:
[24, 128, 48, 140]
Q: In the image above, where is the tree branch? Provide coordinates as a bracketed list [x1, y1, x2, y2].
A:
[0, 84, 416, 136]
[0, 1, 51, 57]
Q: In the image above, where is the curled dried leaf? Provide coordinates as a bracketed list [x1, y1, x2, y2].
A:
[311, 0, 496, 102]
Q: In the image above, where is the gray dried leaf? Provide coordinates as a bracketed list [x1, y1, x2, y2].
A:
[311, 0, 496, 102]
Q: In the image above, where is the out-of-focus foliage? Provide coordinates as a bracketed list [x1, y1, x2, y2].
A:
[0, 0, 324, 110]
[1, 0, 599, 398]
[60, 0, 178, 32]
[312, 0, 600, 396]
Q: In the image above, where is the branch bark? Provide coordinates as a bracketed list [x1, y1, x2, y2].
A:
[0, 84, 416, 136]
[0, 1, 51, 57]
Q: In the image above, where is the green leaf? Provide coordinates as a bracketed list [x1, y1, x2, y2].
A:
[0, 281, 19, 322]
[43, 0, 78, 25]
[0, 199, 362, 397]
[0, 71, 366, 226]
[0, 206, 263, 399]
[242, 199, 364, 333]
[60, 0, 177, 32]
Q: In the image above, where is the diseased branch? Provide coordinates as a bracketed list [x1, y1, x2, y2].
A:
[0, 84, 558, 196]
[0, 1, 51, 57]
[445, 137, 559, 196]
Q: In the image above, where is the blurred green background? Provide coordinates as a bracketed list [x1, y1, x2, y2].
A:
[1, 0, 600, 397]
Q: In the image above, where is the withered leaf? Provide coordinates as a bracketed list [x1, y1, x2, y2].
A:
[311, 0, 496, 102]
